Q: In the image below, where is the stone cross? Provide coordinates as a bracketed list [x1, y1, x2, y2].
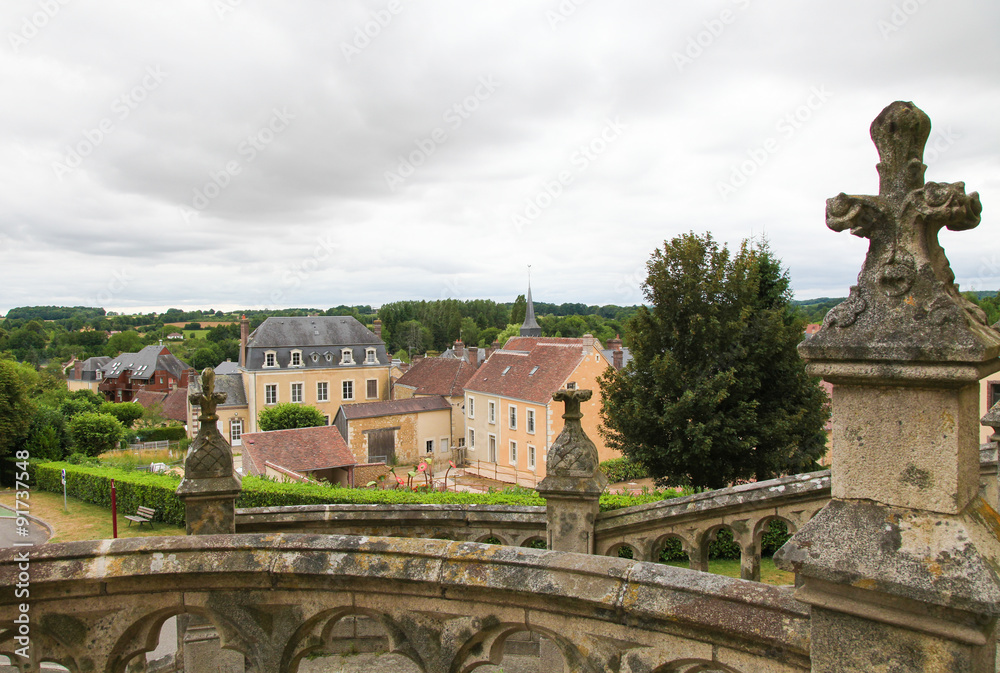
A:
[802, 101, 999, 363]
[191, 368, 227, 423]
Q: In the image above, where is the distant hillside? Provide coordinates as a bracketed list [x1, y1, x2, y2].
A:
[792, 297, 845, 324]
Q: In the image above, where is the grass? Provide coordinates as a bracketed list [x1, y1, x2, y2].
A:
[0, 488, 185, 543]
[663, 557, 794, 585]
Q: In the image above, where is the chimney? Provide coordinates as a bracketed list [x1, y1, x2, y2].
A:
[613, 350, 623, 369]
[607, 334, 623, 351]
[373, 319, 383, 341]
[453, 339, 465, 360]
[467, 346, 478, 366]
[582, 333, 596, 352]
[239, 314, 249, 368]
[485, 340, 500, 362]
[73, 360, 83, 380]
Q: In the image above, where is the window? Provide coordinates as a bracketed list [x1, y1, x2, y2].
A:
[468, 428, 475, 449]
[325, 352, 334, 363]
[230, 419, 243, 445]
[317, 381, 329, 403]
[467, 396, 475, 418]
[527, 408, 535, 434]
[366, 379, 378, 399]
[488, 434, 497, 462]
[440, 437, 448, 453]
[566, 381, 577, 390]
[366, 348, 377, 364]
[265, 384, 277, 405]
[264, 351, 277, 368]
[290, 350, 302, 367]
[341, 348, 354, 365]
[509, 405, 517, 430]
[529, 366, 538, 376]
[324, 415, 330, 425]
[342, 380, 354, 400]
[528, 444, 536, 469]
[989, 381, 1000, 410]
[509, 440, 517, 465]
[291, 383, 303, 403]
[311, 352, 319, 363]
[488, 401, 496, 424]
[426, 439, 434, 454]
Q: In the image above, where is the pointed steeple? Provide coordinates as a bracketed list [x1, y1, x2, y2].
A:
[520, 272, 542, 337]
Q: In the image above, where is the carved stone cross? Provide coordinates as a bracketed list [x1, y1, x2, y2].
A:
[190, 368, 227, 422]
[800, 101, 1000, 363]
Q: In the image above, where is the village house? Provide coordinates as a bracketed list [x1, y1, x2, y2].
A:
[333, 396, 453, 466]
[392, 354, 478, 459]
[241, 424, 359, 486]
[65, 355, 112, 393]
[96, 345, 193, 403]
[186, 366, 251, 446]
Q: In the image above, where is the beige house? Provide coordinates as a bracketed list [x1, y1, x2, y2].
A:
[65, 356, 112, 393]
[393, 353, 478, 456]
[187, 369, 251, 447]
[333, 396, 453, 467]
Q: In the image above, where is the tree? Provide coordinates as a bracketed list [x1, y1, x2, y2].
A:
[509, 294, 527, 325]
[257, 403, 327, 432]
[0, 360, 32, 458]
[598, 233, 829, 490]
[99, 401, 144, 428]
[106, 330, 144, 355]
[68, 412, 124, 456]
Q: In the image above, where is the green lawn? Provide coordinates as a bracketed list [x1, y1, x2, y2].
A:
[663, 557, 793, 584]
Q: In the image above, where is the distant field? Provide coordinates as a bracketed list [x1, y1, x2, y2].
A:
[164, 321, 236, 328]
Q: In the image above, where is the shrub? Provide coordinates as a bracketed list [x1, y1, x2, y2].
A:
[134, 426, 187, 442]
[761, 519, 791, 555]
[599, 457, 650, 483]
[69, 413, 124, 456]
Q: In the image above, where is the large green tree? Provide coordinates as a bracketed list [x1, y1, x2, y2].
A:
[99, 401, 144, 428]
[257, 403, 327, 432]
[598, 233, 829, 490]
[68, 412, 124, 457]
[0, 360, 32, 458]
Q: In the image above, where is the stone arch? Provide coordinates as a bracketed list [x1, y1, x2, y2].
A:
[752, 514, 796, 548]
[455, 623, 594, 673]
[519, 536, 547, 549]
[282, 606, 423, 672]
[602, 541, 638, 559]
[476, 534, 508, 545]
[111, 605, 254, 673]
[653, 659, 744, 673]
[651, 532, 694, 564]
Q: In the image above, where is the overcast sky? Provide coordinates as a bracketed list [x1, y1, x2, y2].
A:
[1, 0, 998, 315]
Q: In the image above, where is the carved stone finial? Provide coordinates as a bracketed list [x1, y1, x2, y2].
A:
[546, 389, 599, 478]
[190, 368, 227, 422]
[800, 101, 999, 364]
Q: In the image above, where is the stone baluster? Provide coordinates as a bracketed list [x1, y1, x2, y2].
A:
[537, 389, 607, 553]
[776, 101, 1000, 671]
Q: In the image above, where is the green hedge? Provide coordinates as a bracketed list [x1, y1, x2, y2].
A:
[135, 426, 187, 442]
[598, 457, 651, 483]
[28, 462, 692, 528]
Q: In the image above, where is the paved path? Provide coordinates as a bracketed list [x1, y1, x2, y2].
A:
[0, 505, 51, 548]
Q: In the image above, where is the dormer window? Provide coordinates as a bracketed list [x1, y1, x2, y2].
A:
[310, 352, 319, 363]
[290, 350, 303, 367]
[365, 348, 377, 364]
[341, 348, 354, 365]
[264, 351, 277, 368]
[324, 351, 334, 363]
[529, 366, 539, 376]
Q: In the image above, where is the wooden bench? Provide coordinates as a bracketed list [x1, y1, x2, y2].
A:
[124, 506, 155, 529]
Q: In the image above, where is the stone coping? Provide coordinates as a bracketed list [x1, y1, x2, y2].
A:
[0, 533, 810, 655]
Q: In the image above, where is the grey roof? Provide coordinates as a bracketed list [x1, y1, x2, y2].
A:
[336, 395, 451, 421]
[189, 372, 247, 407]
[601, 347, 632, 368]
[440, 346, 486, 366]
[520, 284, 542, 337]
[247, 316, 382, 348]
[101, 345, 190, 381]
[214, 360, 241, 375]
[69, 356, 112, 381]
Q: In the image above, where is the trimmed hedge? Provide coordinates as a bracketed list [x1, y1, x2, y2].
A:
[135, 426, 187, 442]
[28, 462, 691, 528]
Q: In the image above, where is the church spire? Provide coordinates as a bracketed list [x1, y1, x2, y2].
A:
[520, 267, 542, 337]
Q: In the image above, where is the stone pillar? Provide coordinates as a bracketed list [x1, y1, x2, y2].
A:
[775, 102, 1000, 672]
[177, 369, 243, 535]
[537, 389, 607, 553]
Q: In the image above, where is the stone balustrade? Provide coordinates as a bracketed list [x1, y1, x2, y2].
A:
[0, 533, 810, 673]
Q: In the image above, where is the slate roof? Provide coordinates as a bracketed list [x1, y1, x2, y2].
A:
[244, 316, 388, 370]
[395, 358, 477, 397]
[188, 372, 248, 407]
[101, 345, 190, 381]
[337, 396, 451, 420]
[242, 425, 356, 475]
[68, 356, 112, 381]
[440, 346, 486, 366]
[214, 360, 241, 375]
[464, 340, 586, 405]
[600, 347, 632, 368]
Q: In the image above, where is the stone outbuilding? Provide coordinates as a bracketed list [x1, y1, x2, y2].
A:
[333, 396, 453, 466]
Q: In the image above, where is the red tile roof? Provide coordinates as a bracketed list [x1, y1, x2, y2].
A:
[132, 388, 189, 423]
[242, 425, 356, 476]
[338, 396, 451, 420]
[395, 358, 478, 397]
[465, 341, 586, 404]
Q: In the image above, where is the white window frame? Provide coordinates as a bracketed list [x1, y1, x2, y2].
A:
[230, 419, 243, 445]
[264, 351, 277, 368]
[341, 348, 354, 365]
[488, 400, 496, 424]
[342, 380, 355, 400]
[468, 428, 476, 449]
[488, 433, 497, 463]
[317, 381, 329, 403]
[365, 347, 377, 364]
[366, 378, 378, 399]
[509, 404, 517, 430]
[290, 382, 304, 404]
[509, 440, 517, 465]
[467, 396, 475, 419]
[290, 350, 303, 367]
[264, 384, 277, 405]
[527, 408, 535, 434]
[528, 444, 536, 470]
